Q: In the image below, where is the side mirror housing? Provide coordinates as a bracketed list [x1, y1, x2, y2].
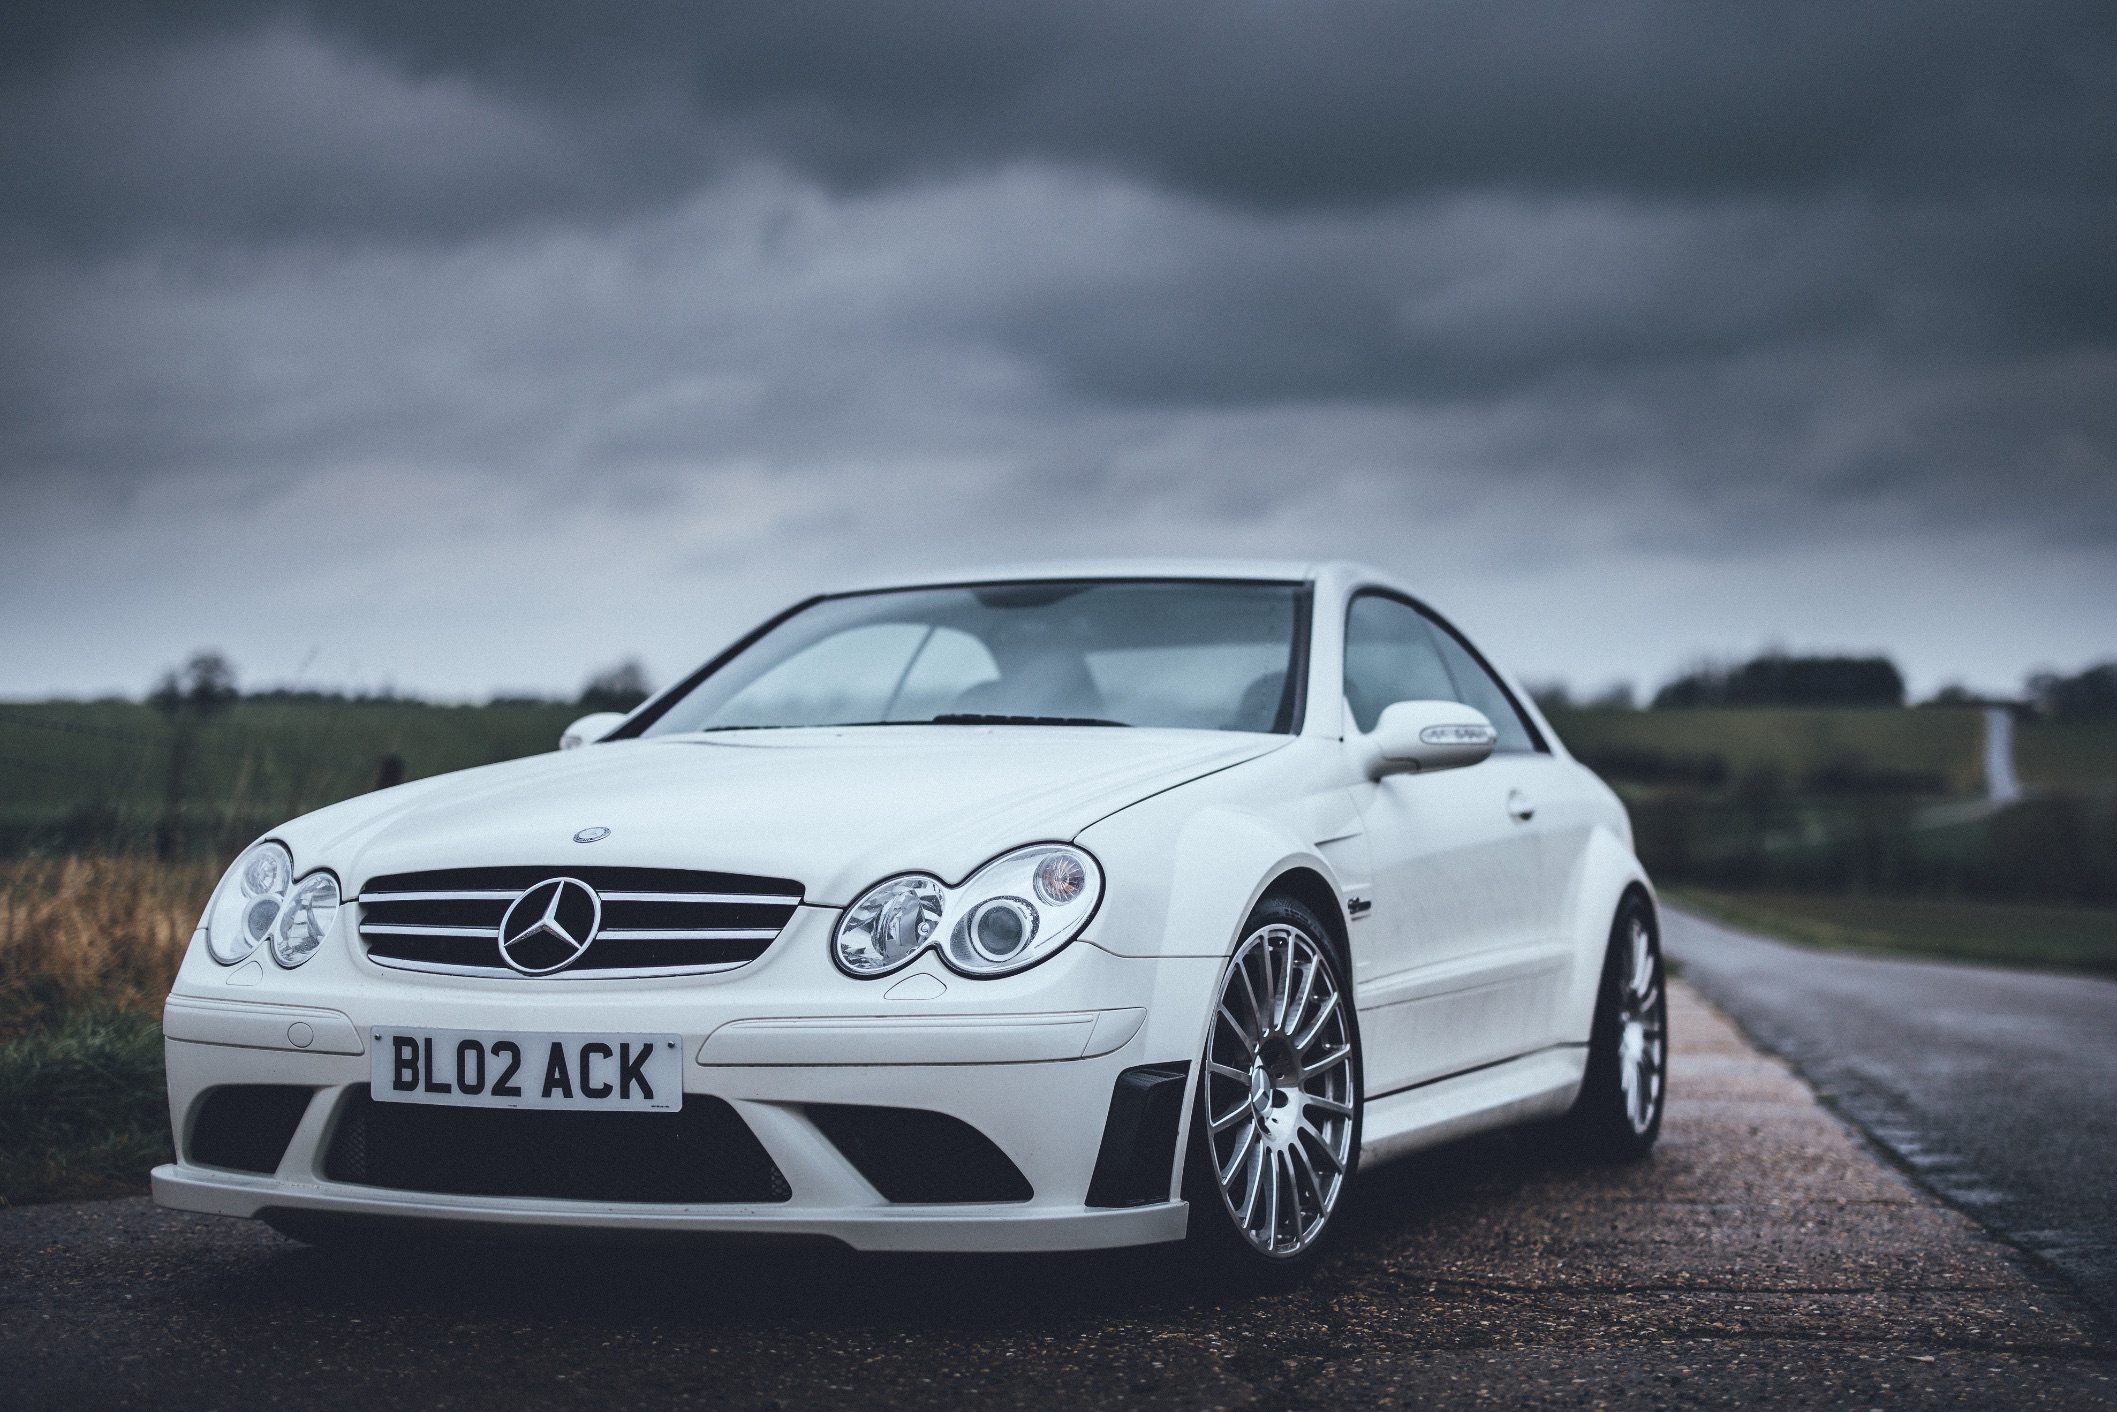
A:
[559, 711, 628, 751]
[1366, 700, 1497, 778]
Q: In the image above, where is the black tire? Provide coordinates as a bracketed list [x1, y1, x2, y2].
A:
[1181, 894, 1363, 1283]
[1559, 890, 1668, 1162]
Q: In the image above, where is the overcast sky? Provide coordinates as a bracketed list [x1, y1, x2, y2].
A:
[3, 1, 2112, 703]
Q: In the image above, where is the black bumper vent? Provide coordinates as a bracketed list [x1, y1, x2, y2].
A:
[189, 1085, 314, 1174]
[1086, 1062, 1190, 1207]
[323, 1089, 791, 1204]
[356, 864, 803, 978]
[806, 1104, 1032, 1204]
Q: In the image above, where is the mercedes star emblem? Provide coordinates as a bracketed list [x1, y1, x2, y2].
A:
[497, 877, 603, 975]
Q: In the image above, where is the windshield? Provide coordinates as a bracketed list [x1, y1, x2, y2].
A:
[637, 579, 1309, 735]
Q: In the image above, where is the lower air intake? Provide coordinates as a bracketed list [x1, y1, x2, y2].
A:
[324, 1089, 790, 1204]
[805, 1104, 1032, 1204]
[189, 1085, 314, 1174]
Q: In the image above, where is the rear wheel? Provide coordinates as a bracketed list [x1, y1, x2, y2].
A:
[1560, 892, 1667, 1161]
[1183, 896, 1361, 1279]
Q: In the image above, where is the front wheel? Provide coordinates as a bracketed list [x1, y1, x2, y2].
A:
[1559, 891, 1668, 1161]
[1183, 896, 1361, 1279]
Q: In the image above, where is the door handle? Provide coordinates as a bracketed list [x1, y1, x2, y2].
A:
[1506, 789, 1535, 822]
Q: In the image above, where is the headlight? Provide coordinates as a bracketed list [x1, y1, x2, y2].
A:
[834, 875, 946, 975]
[199, 841, 337, 968]
[201, 841, 291, 964]
[833, 844, 1104, 979]
[271, 871, 341, 968]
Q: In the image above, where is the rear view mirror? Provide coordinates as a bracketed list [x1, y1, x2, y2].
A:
[1367, 700, 1497, 778]
[559, 711, 628, 751]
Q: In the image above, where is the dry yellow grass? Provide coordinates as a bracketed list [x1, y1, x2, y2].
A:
[0, 856, 221, 1037]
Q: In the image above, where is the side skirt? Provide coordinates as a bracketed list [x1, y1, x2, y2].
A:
[1358, 1046, 1586, 1169]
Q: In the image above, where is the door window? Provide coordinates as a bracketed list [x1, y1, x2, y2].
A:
[1343, 592, 1541, 752]
[1343, 594, 1456, 732]
[1426, 625, 1540, 754]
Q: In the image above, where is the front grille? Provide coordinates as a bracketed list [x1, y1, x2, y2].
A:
[357, 865, 802, 978]
[323, 1088, 791, 1204]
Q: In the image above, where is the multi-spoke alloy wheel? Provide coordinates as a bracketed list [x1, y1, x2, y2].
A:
[1562, 893, 1667, 1160]
[1614, 913, 1666, 1135]
[1198, 912, 1358, 1262]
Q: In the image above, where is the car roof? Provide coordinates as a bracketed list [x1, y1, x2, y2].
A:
[834, 557, 1352, 594]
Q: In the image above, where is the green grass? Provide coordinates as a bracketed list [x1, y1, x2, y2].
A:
[0, 698, 579, 853]
[1543, 705, 1987, 795]
[2016, 717, 2117, 790]
[0, 1010, 170, 1204]
[1668, 888, 2117, 977]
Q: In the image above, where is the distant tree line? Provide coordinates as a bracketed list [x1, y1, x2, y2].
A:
[2029, 662, 2117, 720]
[129, 653, 656, 713]
[1540, 652, 2117, 717]
[1652, 653, 1905, 709]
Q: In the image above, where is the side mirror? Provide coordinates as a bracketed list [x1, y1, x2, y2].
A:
[559, 711, 628, 751]
[1366, 700, 1497, 779]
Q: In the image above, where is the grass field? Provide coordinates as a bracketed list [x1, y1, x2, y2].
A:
[0, 698, 578, 854]
[0, 857, 217, 1203]
[1668, 887, 2117, 976]
[2014, 717, 2117, 790]
[1543, 705, 1987, 794]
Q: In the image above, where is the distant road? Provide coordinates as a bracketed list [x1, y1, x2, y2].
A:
[1665, 906, 2117, 1325]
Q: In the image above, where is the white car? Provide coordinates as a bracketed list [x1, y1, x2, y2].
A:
[153, 560, 1666, 1276]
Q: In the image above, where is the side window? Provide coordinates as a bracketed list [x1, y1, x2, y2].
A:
[1424, 619, 1540, 754]
[1342, 594, 1455, 732]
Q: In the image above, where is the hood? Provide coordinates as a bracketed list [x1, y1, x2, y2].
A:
[281, 726, 1287, 905]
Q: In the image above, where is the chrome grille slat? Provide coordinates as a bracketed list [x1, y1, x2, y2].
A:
[357, 890, 519, 903]
[359, 923, 498, 938]
[356, 864, 803, 978]
[596, 927, 784, 942]
[600, 891, 803, 906]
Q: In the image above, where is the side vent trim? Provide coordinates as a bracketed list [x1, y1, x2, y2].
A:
[1085, 1061, 1190, 1208]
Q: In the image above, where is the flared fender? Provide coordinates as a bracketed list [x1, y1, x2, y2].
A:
[1554, 823, 1655, 1043]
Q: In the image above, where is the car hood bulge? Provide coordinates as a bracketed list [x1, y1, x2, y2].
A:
[301, 727, 1287, 906]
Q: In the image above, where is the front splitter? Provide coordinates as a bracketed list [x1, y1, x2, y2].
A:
[151, 1165, 1189, 1253]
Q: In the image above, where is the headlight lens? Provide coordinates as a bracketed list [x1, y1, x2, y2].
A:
[203, 841, 293, 965]
[835, 875, 946, 975]
[271, 871, 341, 968]
[833, 844, 1103, 979]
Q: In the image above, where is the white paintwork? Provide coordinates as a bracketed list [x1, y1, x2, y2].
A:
[156, 559, 1650, 1252]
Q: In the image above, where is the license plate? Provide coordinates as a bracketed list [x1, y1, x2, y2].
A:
[370, 1028, 682, 1112]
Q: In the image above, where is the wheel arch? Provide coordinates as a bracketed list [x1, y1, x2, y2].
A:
[1253, 864, 1353, 994]
[1555, 825, 1657, 1043]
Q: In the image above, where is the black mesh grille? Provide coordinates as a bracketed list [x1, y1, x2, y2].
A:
[357, 864, 803, 977]
[805, 1104, 1032, 1204]
[189, 1085, 313, 1174]
[323, 1088, 791, 1204]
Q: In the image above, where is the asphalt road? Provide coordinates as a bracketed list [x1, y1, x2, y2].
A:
[5, 981, 2113, 1409]
[1665, 906, 2117, 1326]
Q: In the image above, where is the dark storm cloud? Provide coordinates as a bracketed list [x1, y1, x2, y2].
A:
[0, 0, 2113, 592]
[7, 1, 2114, 239]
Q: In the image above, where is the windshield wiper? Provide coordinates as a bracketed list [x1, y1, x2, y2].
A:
[928, 714, 1131, 727]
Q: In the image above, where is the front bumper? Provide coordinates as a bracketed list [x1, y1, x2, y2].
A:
[155, 929, 1218, 1252]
